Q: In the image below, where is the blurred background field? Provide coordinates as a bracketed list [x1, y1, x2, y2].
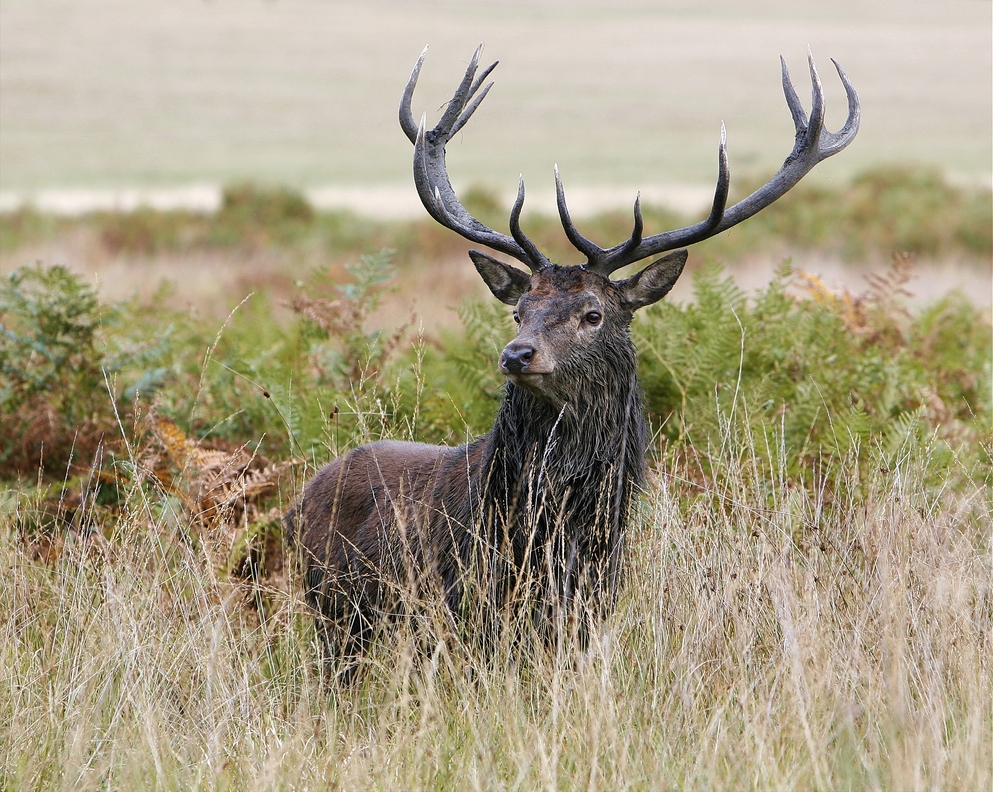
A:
[2, 0, 991, 193]
[1, 2, 991, 789]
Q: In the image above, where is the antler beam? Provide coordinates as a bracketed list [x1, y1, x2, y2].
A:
[400, 47, 860, 279]
[576, 52, 860, 276]
[400, 45, 550, 272]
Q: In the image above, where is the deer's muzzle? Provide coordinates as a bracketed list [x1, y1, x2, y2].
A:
[500, 341, 536, 375]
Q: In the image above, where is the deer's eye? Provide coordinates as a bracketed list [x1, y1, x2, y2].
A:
[513, 311, 521, 324]
[584, 311, 602, 326]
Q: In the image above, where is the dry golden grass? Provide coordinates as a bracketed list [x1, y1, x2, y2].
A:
[3, 419, 989, 790]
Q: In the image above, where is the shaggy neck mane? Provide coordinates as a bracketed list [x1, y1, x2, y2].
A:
[477, 333, 647, 588]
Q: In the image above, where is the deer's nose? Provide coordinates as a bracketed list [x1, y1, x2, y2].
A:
[500, 342, 535, 374]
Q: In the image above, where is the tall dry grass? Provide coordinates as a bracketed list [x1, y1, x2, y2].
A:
[3, 416, 989, 790]
[2, 237, 989, 788]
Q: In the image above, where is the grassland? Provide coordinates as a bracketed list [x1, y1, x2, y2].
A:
[1, 169, 991, 789]
[4, 425, 989, 790]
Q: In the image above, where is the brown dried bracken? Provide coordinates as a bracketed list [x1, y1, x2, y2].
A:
[148, 414, 295, 581]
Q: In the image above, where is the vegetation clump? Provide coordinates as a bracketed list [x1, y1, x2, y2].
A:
[2, 251, 988, 528]
[633, 256, 991, 488]
[1, 265, 117, 477]
[2, 167, 990, 267]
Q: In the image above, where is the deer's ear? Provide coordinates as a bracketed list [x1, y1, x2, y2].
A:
[469, 250, 532, 305]
[617, 250, 688, 310]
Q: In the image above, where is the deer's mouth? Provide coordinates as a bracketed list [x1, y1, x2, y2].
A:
[504, 371, 551, 390]
[506, 371, 543, 380]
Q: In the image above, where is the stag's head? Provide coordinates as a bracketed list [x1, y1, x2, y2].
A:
[400, 46, 859, 402]
[469, 249, 686, 403]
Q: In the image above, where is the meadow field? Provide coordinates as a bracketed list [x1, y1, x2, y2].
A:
[2, 1, 992, 789]
[1, 169, 991, 789]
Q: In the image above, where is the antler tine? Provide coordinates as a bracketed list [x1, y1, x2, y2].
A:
[510, 176, 551, 269]
[555, 166, 649, 269]
[450, 67, 497, 137]
[822, 58, 861, 155]
[609, 193, 646, 265]
[586, 122, 730, 276]
[399, 46, 429, 144]
[804, 50, 827, 148]
[402, 45, 546, 272]
[449, 50, 499, 137]
[437, 44, 485, 132]
[554, 165, 603, 263]
[587, 53, 858, 276]
[780, 55, 808, 131]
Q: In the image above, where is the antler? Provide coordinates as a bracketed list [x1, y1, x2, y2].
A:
[569, 51, 860, 276]
[400, 45, 550, 272]
[400, 47, 860, 279]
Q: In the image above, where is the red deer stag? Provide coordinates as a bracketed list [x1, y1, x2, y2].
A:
[286, 46, 859, 676]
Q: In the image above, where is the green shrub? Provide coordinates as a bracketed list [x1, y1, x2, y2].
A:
[3, 253, 988, 499]
[0, 265, 115, 476]
[97, 207, 200, 255]
[0, 206, 63, 252]
[397, 297, 514, 443]
[209, 183, 315, 248]
[632, 260, 991, 489]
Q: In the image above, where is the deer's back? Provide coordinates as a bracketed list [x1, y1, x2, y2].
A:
[287, 439, 485, 585]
